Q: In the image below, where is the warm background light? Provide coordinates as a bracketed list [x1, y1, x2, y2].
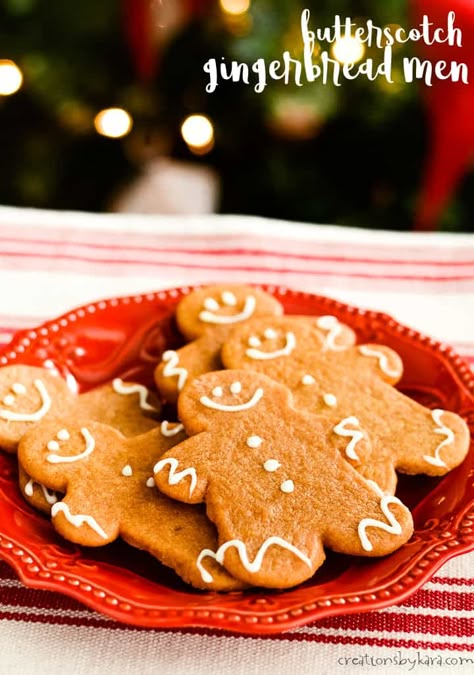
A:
[332, 36, 366, 65]
[0, 60, 23, 95]
[219, 0, 250, 17]
[94, 107, 133, 138]
[181, 114, 214, 154]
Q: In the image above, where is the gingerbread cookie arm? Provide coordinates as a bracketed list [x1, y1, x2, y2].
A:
[154, 432, 214, 504]
[154, 335, 223, 405]
[350, 343, 404, 385]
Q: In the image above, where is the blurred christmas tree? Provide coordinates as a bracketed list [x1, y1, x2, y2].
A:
[0, 0, 472, 231]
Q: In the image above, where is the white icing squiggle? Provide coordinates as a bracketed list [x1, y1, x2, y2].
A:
[316, 315, 346, 351]
[200, 387, 263, 412]
[160, 421, 185, 437]
[246, 332, 296, 360]
[24, 479, 58, 505]
[161, 351, 188, 391]
[112, 378, 159, 412]
[0, 379, 51, 423]
[154, 457, 197, 498]
[198, 295, 256, 324]
[333, 417, 364, 461]
[51, 502, 108, 539]
[358, 345, 402, 378]
[423, 409, 455, 468]
[358, 495, 404, 552]
[47, 428, 95, 464]
[196, 536, 312, 583]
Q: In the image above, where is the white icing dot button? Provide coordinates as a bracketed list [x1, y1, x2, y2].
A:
[146, 477, 155, 488]
[246, 435, 263, 449]
[323, 393, 337, 407]
[280, 480, 295, 493]
[263, 459, 281, 472]
[121, 465, 133, 477]
[301, 374, 315, 386]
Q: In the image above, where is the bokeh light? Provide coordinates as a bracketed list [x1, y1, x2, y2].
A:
[181, 114, 214, 154]
[94, 108, 133, 138]
[0, 60, 23, 96]
[332, 36, 365, 65]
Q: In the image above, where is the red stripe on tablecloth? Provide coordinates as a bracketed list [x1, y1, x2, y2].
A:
[1, 234, 473, 268]
[0, 250, 473, 282]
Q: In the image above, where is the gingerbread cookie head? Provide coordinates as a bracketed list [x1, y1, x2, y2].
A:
[155, 369, 413, 589]
[18, 418, 244, 590]
[176, 285, 284, 340]
[0, 366, 72, 453]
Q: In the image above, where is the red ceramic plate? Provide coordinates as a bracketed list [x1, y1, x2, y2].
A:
[0, 286, 473, 635]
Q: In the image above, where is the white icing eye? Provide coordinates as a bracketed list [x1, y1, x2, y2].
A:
[221, 291, 237, 306]
[47, 440, 60, 452]
[12, 383, 26, 395]
[212, 386, 223, 398]
[316, 315, 339, 329]
[263, 328, 277, 339]
[323, 393, 337, 407]
[2, 395, 15, 406]
[57, 429, 70, 441]
[121, 465, 133, 477]
[203, 297, 220, 312]
[247, 435, 263, 448]
[280, 479, 294, 493]
[248, 336, 261, 348]
[263, 459, 281, 472]
[301, 374, 315, 385]
[146, 477, 155, 488]
[230, 381, 242, 395]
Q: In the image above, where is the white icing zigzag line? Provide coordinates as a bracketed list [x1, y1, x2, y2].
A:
[315, 316, 346, 351]
[161, 351, 188, 391]
[246, 332, 296, 360]
[198, 295, 256, 324]
[358, 496, 404, 552]
[0, 379, 51, 422]
[196, 536, 313, 584]
[51, 502, 108, 540]
[153, 457, 197, 498]
[160, 421, 185, 437]
[200, 388, 264, 412]
[47, 428, 95, 464]
[112, 378, 159, 412]
[423, 409, 454, 468]
[24, 479, 58, 505]
[333, 416, 364, 461]
[358, 345, 401, 378]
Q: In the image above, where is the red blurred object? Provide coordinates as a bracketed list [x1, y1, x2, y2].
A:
[0, 287, 473, 633]
[123, 0, 213, 81]
[412, 0, 474, 231]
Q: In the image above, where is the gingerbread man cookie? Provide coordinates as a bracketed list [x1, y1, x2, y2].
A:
[154, 370, 414, 589]
[154, 285, 283, 404]
[221, 317, 470, 493]
[18, 418, 244, 591]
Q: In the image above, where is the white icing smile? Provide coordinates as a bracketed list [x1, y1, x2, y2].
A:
[46, 427, 95, 464]
[198, 294, 256, 325]
[0, 379, 51, 423]
[246, 331, 296, 360]
[200, 383, 264, 412]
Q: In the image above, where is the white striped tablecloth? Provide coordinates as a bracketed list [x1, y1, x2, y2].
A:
[0, 206, 473, 675]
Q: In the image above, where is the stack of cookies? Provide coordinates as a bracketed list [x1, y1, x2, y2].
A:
[0, 285, 470, 591]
